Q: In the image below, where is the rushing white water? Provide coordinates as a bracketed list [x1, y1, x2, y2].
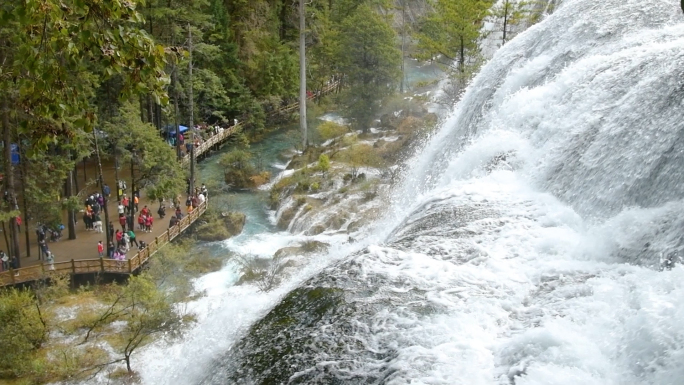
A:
[137, 230, 361, 383]
[142, 0, 684, 384]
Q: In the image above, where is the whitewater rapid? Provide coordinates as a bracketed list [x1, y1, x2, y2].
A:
[141, 0, 684, 384]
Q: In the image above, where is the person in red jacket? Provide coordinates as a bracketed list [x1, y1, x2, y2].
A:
[122, 195, 130, 213]
[118, 215, 127, 232]
[115, 230, 123, 249]
[144, 215, 153, 233]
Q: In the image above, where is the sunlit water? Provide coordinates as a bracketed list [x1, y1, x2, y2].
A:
[142, 1, 684, 383]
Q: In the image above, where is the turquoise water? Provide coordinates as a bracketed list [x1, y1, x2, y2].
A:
[404, 58, 444, 88]
[197, 123, 300, 238]
[197, 59, 445, 241]
[139, 59, 449, 385]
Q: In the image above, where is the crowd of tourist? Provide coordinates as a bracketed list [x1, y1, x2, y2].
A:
[167, 121, 234, 156]
[0, 159, 215, 276]
[0, 181, 210, 276]
[102, 182, 208, 262]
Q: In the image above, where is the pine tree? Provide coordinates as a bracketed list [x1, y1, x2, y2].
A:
[337, 4, 401, 132]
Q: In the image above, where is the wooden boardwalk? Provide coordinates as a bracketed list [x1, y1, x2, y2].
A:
[0, 201, 207, 286]
[0, 79, 342, 288]
[180, 126, 238, 168]
[271, 81, 341, 117]
[177, 80, 339, 167]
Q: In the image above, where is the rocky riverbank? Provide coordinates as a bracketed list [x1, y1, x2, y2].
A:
[230, 95, 439, 289]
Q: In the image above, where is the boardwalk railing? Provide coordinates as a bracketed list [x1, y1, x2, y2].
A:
[272, 80, 341, 116]
[0, 79, 341, 288]
[180, 126, 238, 168]
[0, 201, 208, 287]
[179, 80, 341, 167]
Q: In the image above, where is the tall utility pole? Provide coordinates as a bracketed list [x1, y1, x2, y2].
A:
[188, 23, 196, 196]
[299, 0, 308, 150]
[93, 131, 111, 249]
[1, 97, 20, 264]
[173, 68, 181, 161]
[400, 0, 406, 93]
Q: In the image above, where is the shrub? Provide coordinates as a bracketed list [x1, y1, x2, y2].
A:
[341, 133, 358, 147]
[338, 144, 384, 179]
[219, 149, 253, 170]
[317, 154, 330, 172]
[317, 121, 348, 141]
[249, 171, 271, 187]
[0, 289, 48, 378]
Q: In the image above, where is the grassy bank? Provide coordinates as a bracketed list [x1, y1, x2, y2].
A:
[0, 241, 222, 385]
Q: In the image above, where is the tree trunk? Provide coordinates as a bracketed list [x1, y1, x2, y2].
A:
[188, 24, 196, 196]
[19, 153, 30, 257]
[400, 0, 406, 94]
[459, 35, 465, 74]
[129, 159, 136, 218]
[2, 97, 20, 263]
[155, 103, 163, 131]
[146, 94, 153, 124]
[66, 170, 76, 240]
[93, 131, 111, 248]
[299, 0, 308, 150]
[114, 148, 121, 201]
[2, 222, 9, 255]
[171, 32, 181, 161]
[174, 91, 180, 161]
[74, 158, 79, 193]
[502, 1, 509, 45]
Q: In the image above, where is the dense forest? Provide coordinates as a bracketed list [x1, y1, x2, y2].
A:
[0, 0, 551, 382]
[0, 0, 545, 264]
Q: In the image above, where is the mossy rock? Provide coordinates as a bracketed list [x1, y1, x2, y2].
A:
[277, 207, 297, 230]
[224, 169, 255, 189]
[195, 223, 232, 242]
[221, 211, 246, 235]
[203, 286, 351, 384]
[286, 147, 325, 170]
[236, 268, 266, 286]
[325, 212, 349, 231]
[380, 112, 404, 130]
[347, 219, 368, 233]
[306, 224, 326, 236]
[274, 241, 329, 259]
[225, 170, 271, 189]
[195, 211, 245, 242]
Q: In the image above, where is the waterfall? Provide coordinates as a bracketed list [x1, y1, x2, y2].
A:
[143, 0, 684, 384]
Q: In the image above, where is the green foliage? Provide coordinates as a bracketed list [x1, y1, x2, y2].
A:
[0, 0, 168, 147]
[317, 121, 349, 141]
[416, 0, 493, 86]
[112, 273, 192, 372]
[489, 0, 545, 46]
[342, 132, 359, 147]
[337, 4, 401, 132]
[317, 154, 331, 172]
[0, 289, 47, 378]
[102, 102, 184, 197]
[146, 241, 221, 302]
[61, 196, 82, 212]
[337, 143, 384, 179]
[219, 149, 253, 170]
[193, 68, 231, 123]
